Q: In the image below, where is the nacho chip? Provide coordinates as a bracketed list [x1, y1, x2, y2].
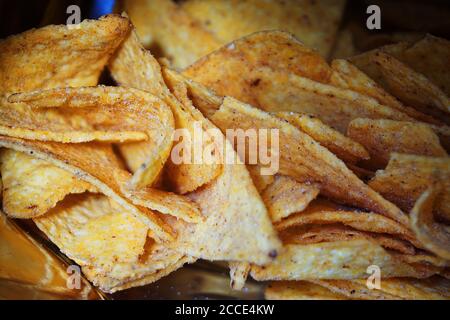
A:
[0, 149, 95, 218]
[122, 0, 221, 69]
[368, 153, 450, 222]
[246, 164, 275, 193]
[184, 30, 333, 86]
[0, 136, 172, 242]
[410, 185, 450, 260]
[348, 118, 447, 168]
[109, 29, 222, 193]
[250, 239, 421, 281]
[265, 281, 346, 300]
[276, 111, 369, 163]
[181, 0, 346, 58]
[211, 97, 409, 225]
[0, 14, 130, 95]
[262, 175, 320, 222]
[229, 262, 250, 291]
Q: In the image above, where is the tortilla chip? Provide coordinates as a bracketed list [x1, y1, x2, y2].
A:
[0, 136, 173, 242]
[329, 27, 357, 60]
[0, 15, 130, 95]
[181, 0, 346, 58]
[109, 29, 222, 193]
[122, 0, 221, 69]
[276, 111, 369, 163]
[265, 281, 347, 300]
[250, 239, 421, 281]
[211, 97, 409, 225]
[184, 30, 332, 86]
[246, 164, 275, 193]
[229, 262, 250, 291]
[262, 175, 320, 222]
[348, 118, 447, 168]
[350, 50, 450, 117]
[313, 277, 450, 300]
[0, 149, 95, 218]
[275, 199, 417, 246]
[410, 185, 450, 260]
[280, 224, 415, 255]
[368, 153, 450, 222]
[331, 59, 441, 125]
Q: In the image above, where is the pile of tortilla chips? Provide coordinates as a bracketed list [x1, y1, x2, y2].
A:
[0, 9, 449, 299]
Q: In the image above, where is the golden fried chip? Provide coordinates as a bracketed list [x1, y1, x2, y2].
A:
[109, 29, 222, 193]
[181, 0, 346, 58]
[262, 175, 320, 222]
[0, 149, 95, 218]
[368, 153, 450, 222]
[184, 30, 333, 86]
[229, 262, 250, 291]
[211, 97, 409, 225]
[348, 118, 447, 168]
[0, 15, 130, 95]
[250, 239, 420, 281]
[123, 0, 221, 69]
[276, 111, 369, 163]
[0, 136, 172, 242]
[410, 185, 450, 260]
[265, 281, 347, 300]
[246, 164, 275, 193]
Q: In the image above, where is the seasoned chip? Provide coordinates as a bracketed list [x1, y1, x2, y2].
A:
[262, 175, 320, 222]
[109, 29, 222, 193]
[181, 0, 346, 58]
[0, 14, 130, 95]
[246, 164, 275, 193]
[266, 281, 346, 300]
[348, 118, 447, 168]
[250, 239, 421, 281]
[410, 185, 450, 260]
[0, 136, 173, 242]
[276, 111, 369, 163]
[211, 97, 409, 225]
[229, 262, 250, 291]
[368, 153, 450, 222]
[0, 149, 95, 218]
[123, 0, 221, 69]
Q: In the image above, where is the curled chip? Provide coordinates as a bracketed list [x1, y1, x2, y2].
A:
[276, 111, 369, 164]
[410, 185, 450, 260]
[181, 0, 346, 58]
[211, 97, 409, 225]
[122, 0, 221, 69]
[109, 28, 222, 193]
[369, 153, 450, 222]
[0, 149, 96, 218]
[347, 118, 447, 168]
[262, 175, 320, 223]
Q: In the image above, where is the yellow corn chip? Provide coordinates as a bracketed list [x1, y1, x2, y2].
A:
[369, 153, 450, 222]
[0, 149, 95, 218]
[265, 281, 346, 300]
[246, 164, 275, 193]
[262, 175, 320, 222]
[348, 118, 447, 168]
[229, 262, 250, 291]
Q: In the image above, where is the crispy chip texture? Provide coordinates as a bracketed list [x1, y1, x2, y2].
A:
[0, 15, 130, 95]
[369, 153, 450, 222]
[181, 0, 346, 58]
[410, 185, 450, 260]
[348, 118, 447, 168]
[262, 175, 320, 222]
[0, 149, 95, 218]
[250, 239, 420, 281]
[276, 111, 369, 163]
[265, 281, 346, 300]
[211, 98, 409, 225]
[123, 0, 221, 69]
[229, 262, 250, 291]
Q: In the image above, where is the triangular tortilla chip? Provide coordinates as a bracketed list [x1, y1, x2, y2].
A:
[348, 118, 447, 168]
[0, 149, 96, 218]
[276, 111, 369, 164]
[123, 0, 221, 69]
[211, 97, 409, 225]
[368, 153, 450, 222]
